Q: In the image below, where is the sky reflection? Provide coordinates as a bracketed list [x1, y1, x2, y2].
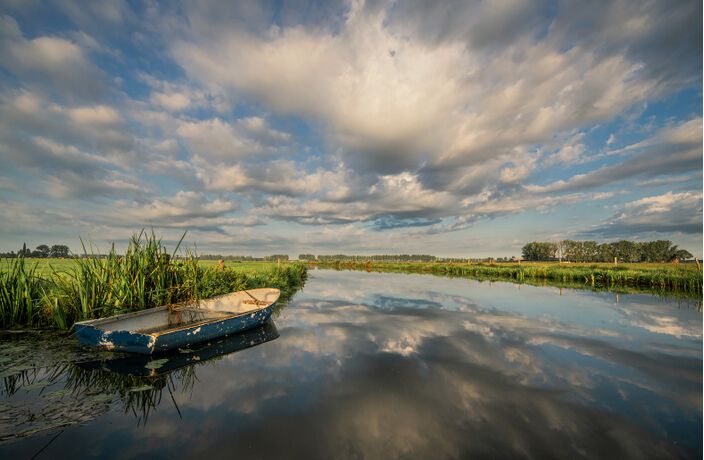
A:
[1, 270, 701, 459]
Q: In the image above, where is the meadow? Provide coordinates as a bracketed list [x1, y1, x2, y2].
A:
[2, 258, 282, 276]
[0, 233, 307, 330]
[310, 260, 703, 297]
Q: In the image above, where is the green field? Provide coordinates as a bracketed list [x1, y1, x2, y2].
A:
[1, 258, 281, 275]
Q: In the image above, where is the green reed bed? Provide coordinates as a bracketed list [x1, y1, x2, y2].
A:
[0, 231, 307, 330]
[312, 261, 702, 296]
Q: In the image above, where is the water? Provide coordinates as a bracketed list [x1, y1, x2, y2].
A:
[1, 269, 701, 459]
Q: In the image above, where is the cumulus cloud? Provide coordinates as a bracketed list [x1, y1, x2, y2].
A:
[0, 15, 107, 101]
[581, 191, 703, 237]
[172, 0, 683, 183]
[0, 1, 700, 254]
[104, 191, 238, 231]
[528, 118, 702, 194]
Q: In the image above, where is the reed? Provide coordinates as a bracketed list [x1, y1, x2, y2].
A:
[0, 253, 48, 328]
[311, 261, 703, 296]
[0, 231, 308, 329]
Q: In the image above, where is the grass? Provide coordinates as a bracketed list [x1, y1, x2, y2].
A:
[309, 260, 703, 297]
[0, 231, 307, 330]
[0, 258, 281, 276]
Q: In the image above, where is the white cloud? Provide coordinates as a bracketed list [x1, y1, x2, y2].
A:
[583, 191, 703, 237]
[528, 118, 702, 194]
[0, 15, 106, 101]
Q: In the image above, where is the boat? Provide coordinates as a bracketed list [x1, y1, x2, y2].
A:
[74, 288, 281, 354]
[76, 320, 280, 377]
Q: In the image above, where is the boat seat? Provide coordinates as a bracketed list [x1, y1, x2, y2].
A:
[242, 299, 269, 306]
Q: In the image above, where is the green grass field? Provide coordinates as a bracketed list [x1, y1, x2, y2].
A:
[1, 258, 281, 275]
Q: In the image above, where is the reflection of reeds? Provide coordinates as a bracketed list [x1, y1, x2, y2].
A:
[1, 322, 279, 444]
[1, 353, 204, 428]
[62, 353, 216, 425]
[0, 230, 308, 329]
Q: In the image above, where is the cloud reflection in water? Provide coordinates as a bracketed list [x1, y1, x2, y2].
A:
[2, 270, 700, 459]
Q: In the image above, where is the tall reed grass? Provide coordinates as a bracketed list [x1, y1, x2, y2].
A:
[0, 231, 307, 330]
[313, 261, 703, 296]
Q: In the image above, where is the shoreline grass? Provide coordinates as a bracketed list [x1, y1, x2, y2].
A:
[309, 260, 703, 297]
[0, 232, 307, 330]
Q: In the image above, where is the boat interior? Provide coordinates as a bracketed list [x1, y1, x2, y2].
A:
[87, 288, 281, 334]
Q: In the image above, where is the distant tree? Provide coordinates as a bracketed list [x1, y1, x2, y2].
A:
[640, 240, 676, 262]
[18, 244, 32, 257]
[298, 254, 316, 261]
[264, 254, 289, 261]
[522, 242, 557, 261]
[555, 241, 566, 262]
[50, 244, 70, 258]
[610, 240, 640, 263]
[523, 239, 695, 263]
[673, 249, 693, 261]
[35, 244, 50, 258]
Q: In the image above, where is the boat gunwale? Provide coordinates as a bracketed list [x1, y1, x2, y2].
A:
[146, 303, 274, 338]
[74, 288, 281, 338]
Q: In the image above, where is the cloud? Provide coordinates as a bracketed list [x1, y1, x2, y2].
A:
[528, 118, 702, 194]
[177, 116, 292, 160]
[176, 0, 681, 181]
[104, 191, 238, 231]
[258, 171, 458, 226]
[0, 15, 107, 101]
[0, 1, 700, 254]
[543, 132, 587, 166]
[581, 191, 703, 237]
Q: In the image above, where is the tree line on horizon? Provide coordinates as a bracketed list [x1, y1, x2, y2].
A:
[301, 254, 439, 262]
[0, 244, 70, 259]
[522, 240, 693, 263]
[199, 254, 290, 261]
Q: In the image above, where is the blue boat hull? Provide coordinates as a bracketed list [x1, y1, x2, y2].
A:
[77, 320, 279, 376]
[75, 299, 277, 354]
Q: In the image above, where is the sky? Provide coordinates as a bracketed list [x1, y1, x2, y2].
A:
[0, 0, 701, 258]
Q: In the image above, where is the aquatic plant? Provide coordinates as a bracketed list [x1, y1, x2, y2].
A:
[0, 251, 48, 327]
[0, 231, 308, 329]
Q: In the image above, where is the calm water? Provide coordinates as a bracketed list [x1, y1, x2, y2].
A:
[1, 270, 701, 459]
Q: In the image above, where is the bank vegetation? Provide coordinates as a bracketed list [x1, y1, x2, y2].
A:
[0, 231, 307, 330]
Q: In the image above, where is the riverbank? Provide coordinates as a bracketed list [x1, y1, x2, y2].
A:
[0, 233, 307, 330]
[309, 261, 702, 297]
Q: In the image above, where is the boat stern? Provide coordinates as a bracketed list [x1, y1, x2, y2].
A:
[75, 322, 156, 354]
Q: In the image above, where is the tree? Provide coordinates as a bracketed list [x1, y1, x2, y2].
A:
[35, 244, 50, 258]
[673, 249, 693, 261]
[18, 244, 31, 257]
[50, 244, 70, 258]
[522, 242, 557, 261]
[298, 254, 316, 261]
[640, 240, 675, 262]
[555, 240, 566, 262]
[610, 240, 640, 263]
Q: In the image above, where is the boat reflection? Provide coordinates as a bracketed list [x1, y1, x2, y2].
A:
[67, 320, 279, 424]
[76, 319, 279, 377]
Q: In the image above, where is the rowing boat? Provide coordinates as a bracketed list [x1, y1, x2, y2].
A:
[76, 320, 279, 376]
[74, 288, 280, 354]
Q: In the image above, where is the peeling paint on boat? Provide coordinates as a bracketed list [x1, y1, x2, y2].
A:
[98, 338, 115, 350]
[74, 288, 280, 354]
